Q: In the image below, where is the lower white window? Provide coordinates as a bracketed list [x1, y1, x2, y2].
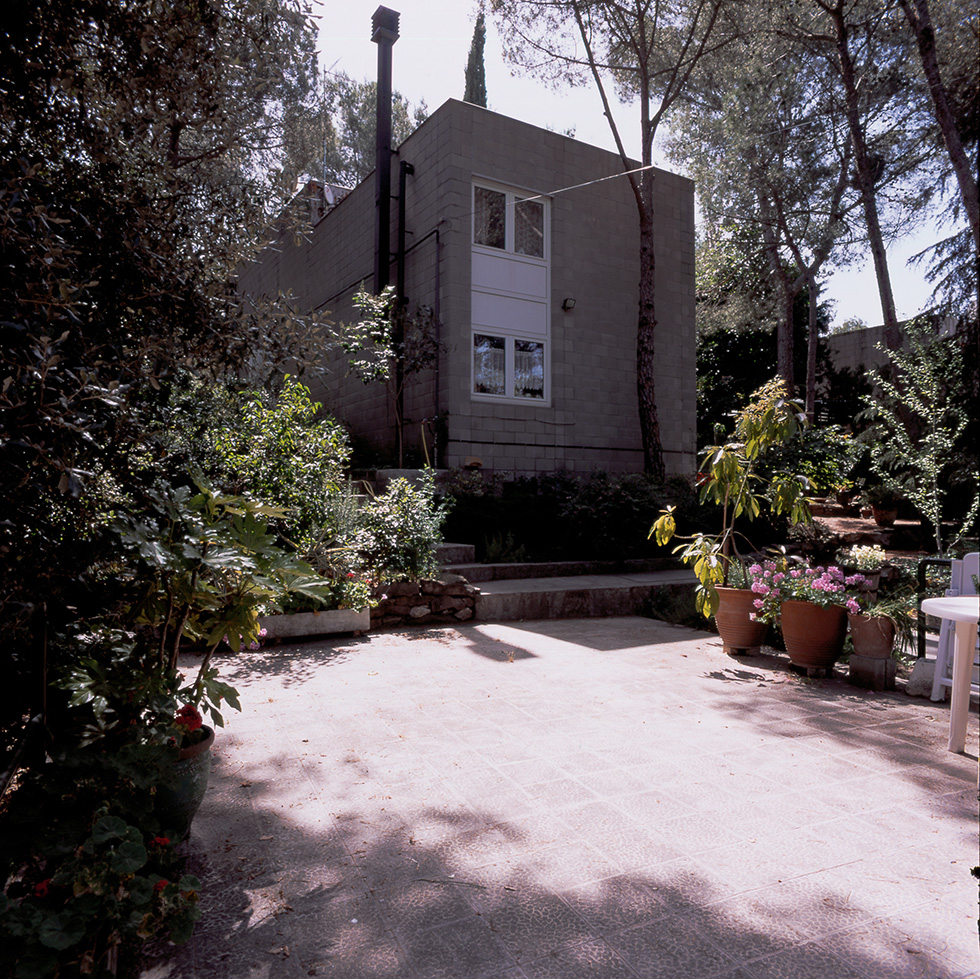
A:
[473, 334, 545, 401]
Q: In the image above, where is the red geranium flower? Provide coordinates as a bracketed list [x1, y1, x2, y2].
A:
[34, 879, 52, 898]
[175, 704, 202, 733]
[151, 836, 170, 848]
[154, 879, 169, 893]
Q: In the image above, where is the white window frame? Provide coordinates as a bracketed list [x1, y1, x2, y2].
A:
[472, 333, 548, 402]
[471, 180, 551, 405]
[472, 184, 549, 261]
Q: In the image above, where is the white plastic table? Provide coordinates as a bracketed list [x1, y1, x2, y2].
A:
[921, 595, 979, 753]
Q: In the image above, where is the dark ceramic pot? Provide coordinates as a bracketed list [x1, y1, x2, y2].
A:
[848, 612, 895, 659]
[155, 726, 214, 839]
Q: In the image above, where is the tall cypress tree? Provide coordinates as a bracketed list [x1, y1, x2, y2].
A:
[463, 11, 488, 108]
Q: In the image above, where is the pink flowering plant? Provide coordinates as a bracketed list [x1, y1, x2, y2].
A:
[784, 565, 869, 612]
[747, 560, 788, 624]
[750, 560, 869, 623]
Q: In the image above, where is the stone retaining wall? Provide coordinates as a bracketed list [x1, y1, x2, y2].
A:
[371, 574, 479, 629]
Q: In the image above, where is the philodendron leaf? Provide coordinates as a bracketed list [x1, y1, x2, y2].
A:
[649, 508, 676, 545]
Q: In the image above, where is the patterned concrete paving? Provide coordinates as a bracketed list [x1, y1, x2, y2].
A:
[142, 617, 979, 979]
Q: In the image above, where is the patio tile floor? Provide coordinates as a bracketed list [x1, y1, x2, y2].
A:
[141, 617, 979, 979]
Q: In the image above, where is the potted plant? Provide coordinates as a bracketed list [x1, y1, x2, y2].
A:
[107, 482, 334, 833]
[862, 483, 901, 527]
[753, 563, 868, 672]
[651, 379, 813, 655]
[847, 594, 915, 659]
[837, 544, 886, 596]
[154, 704, 216, 840]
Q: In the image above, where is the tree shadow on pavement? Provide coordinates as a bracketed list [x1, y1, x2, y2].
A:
[140, 766, 976, 979]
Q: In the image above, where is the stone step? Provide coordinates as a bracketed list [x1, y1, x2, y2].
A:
[443, 557, 677, 583]
[436, 542, 476, 565]
[475, 569, 696, 622]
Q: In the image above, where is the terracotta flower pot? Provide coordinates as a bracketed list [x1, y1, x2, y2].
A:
[715, 586, 768, 656]
[848, 612, 895, 659]
[155, 726, 214, 839]
[780, 600, 847, 671]
[871, 505, 897, 527]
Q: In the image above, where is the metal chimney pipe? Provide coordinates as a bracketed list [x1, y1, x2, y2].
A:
[372, 6, 399, 294]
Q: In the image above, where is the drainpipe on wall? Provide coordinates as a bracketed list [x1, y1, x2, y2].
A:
[395, 158, 414, 454]
[372, 6, 399, 295]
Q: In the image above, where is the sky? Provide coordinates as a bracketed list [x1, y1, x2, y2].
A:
[316, 0, 942, 330]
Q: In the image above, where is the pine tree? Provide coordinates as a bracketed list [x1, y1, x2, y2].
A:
[463, 11, 488, 108]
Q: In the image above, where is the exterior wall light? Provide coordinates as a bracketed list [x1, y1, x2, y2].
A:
[561, 297, 576, 311]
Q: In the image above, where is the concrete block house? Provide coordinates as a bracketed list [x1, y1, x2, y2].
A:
[238, 98, 696, 478]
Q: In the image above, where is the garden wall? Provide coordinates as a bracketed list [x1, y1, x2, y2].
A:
[371, 574, 479, 629]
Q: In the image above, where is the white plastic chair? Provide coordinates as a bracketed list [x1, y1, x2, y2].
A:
[930, 552, 980, 702]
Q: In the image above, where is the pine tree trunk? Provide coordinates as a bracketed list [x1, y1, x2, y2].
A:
[829, 4, 901, 349]
[805, 272, 819, 420]
[900, 0, 979, 253]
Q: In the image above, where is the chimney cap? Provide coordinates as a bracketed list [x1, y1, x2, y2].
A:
[372, 6, 400, 44]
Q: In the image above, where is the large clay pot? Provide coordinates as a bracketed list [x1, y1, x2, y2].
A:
[715, 586, 768, 656]
[155, 726, 214, 839]
[848, 612, 895, 659]
[780, 600, 847, 671]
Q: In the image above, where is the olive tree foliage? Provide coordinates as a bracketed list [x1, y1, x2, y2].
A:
[281, 70, 428, 190]
[490, 0, 740, 479]
[0, 0, 326, 663]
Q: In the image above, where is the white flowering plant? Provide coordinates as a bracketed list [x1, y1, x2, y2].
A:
[836, 544, 886, 572]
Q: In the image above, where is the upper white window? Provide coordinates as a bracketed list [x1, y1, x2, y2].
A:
[473, 185, 546, 260]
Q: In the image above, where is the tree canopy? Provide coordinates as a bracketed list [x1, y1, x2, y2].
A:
[282, 70, 428, 190]
[0, 0, 325, 684]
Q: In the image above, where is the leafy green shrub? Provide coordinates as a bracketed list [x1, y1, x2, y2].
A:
[483, 532, 528, 564]
[192, 376, 351, 551]
[352, 472, 450, 582]
[860, 317, 979, 554]
[2, 634, 208, 977]
[1, 805, 202, 978]
[559, 472, 697, 560]
[762, 424, 863, 496]
[157, 378, 371, 612]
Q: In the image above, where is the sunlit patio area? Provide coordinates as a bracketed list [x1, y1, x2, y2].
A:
[143, 617, 979, 979]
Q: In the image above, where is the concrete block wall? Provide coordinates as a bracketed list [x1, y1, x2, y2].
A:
[823, 325, 890, 376]
[238, 99, 696, 477]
